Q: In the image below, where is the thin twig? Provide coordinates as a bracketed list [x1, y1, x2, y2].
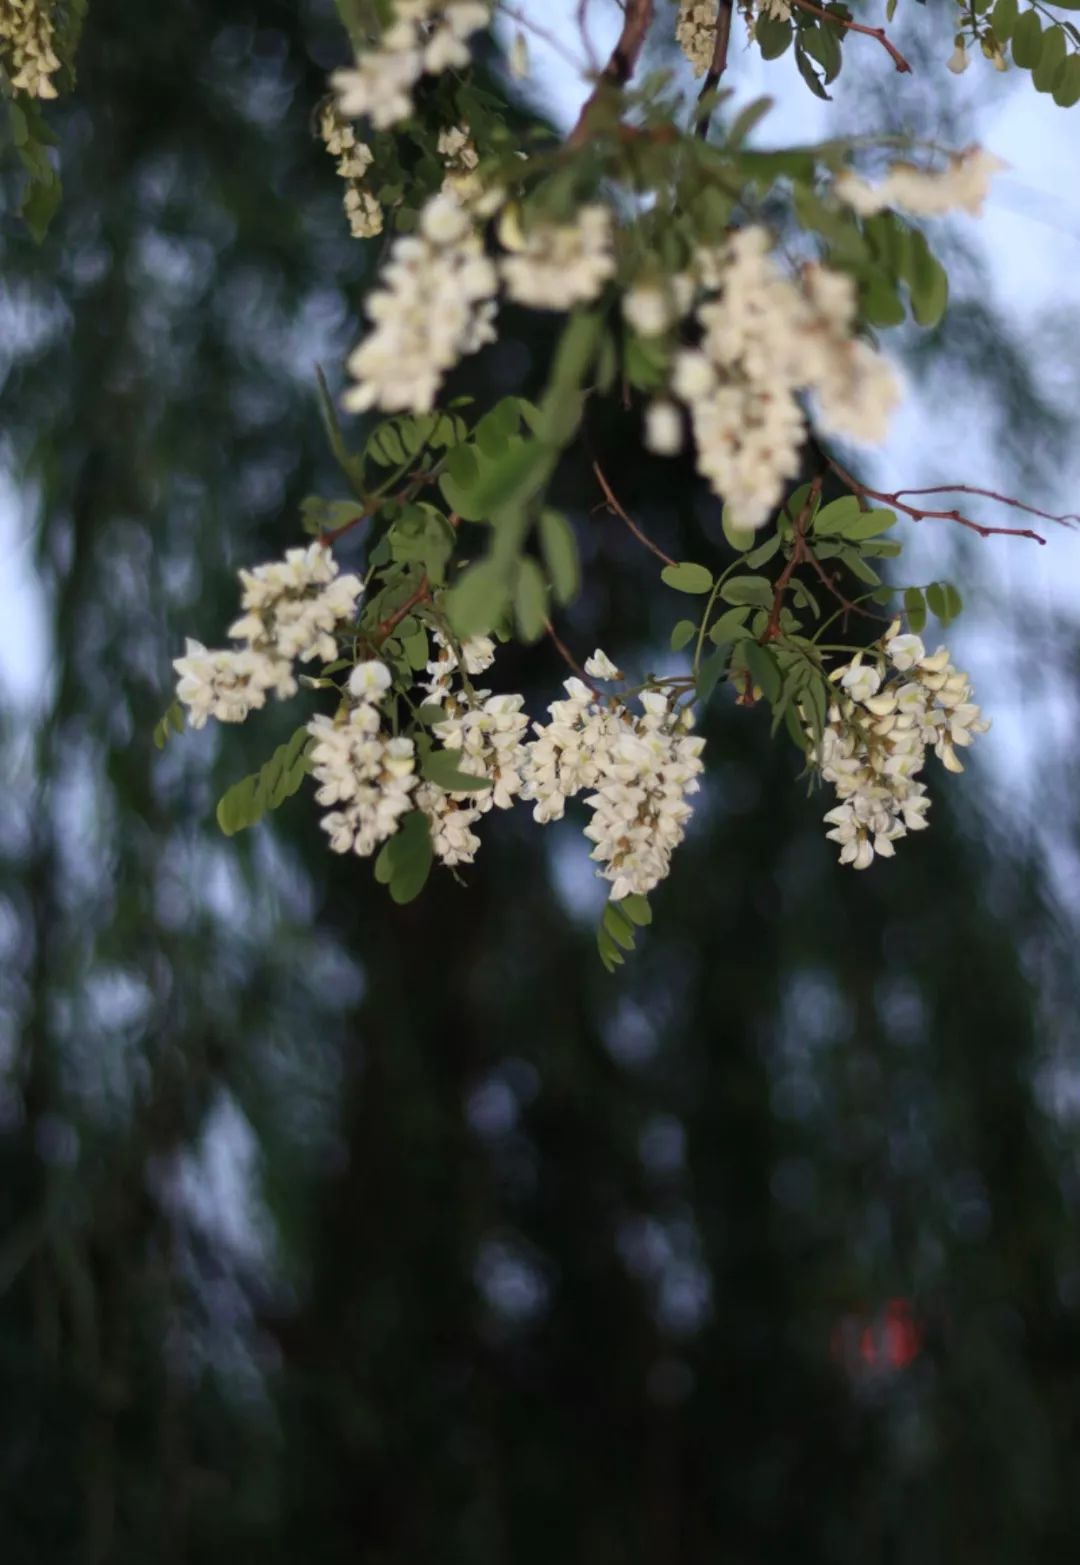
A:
[763, 476, 822, 642]
[695, 0, 734, 141]
[789, 0, 912, 73]
[592, 459, 678, 567]
[568, 0, 656, 144]
[827, 456, 1048, 544]
[891, 484, 1079, 527]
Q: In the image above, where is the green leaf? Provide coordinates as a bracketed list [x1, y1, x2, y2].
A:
[514, 557, 548, 643]
[756, 12, 792, 58]
[696, 647, 729, 704]
[813, 496, 862, 536]
[215, 726, 310, 836]
[838, 508, 897, 541]
[838, 547, 881, 586]
[926, 580, 963, 624]
[904, 584, 927, 634]
[991, 0, 1018, 40]
[1011, 7, 1043, 68]
[603, 901, 636, 951]
[440, 438, 553, 523]
[907, 231, 949, 329]
[421, 747, 494, 793]
[745, 533, 781, 569]
[726, 95, 774, 147]
[315, 365, 364, 490]
[708, 605, 751, 645]
[445, 559, 511, 638]
[153, 700, 185, 749]
[597, 923, 625, 971]
[670, 619, 697, 651]
[385, 810, 434, 905]
[722, 505, 757, 553]
[794, 44, 832, 100]
[661, 561, 714, 594]
[619, 894, 652, 927]
[1034, 24, 1066, 88]
[744, 641, 781, 704]
[1053, 53, 1080, 105]
[720, 574, 773, 609]
[800, 22, 843, 82]
[538, 508, 580, 605]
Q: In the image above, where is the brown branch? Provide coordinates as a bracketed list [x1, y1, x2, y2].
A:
[591, 459, 677, 567]
[762, 476, 823, 642]
[803, 547, 891, 631]
[695, 0, 734, 141]
[827, 456, 1048, 544]
[320, 504, 375, 545]
[375, 578, 431, 642]
[568, 0, 656, 144]
[788, 0, 912, 73]
[891, 484, 1079, 528]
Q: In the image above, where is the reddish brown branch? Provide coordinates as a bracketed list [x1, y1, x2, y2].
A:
[789, 0, 912, 73]
[591, 459, 677, 567]
[891, 484, 1079, 528]
[568, 0, 656, 144]
[763, 476, 822, 642]
[375, 578, 431, 641]
[828, 456, 1047, 544]
[695, 0, 734, 141]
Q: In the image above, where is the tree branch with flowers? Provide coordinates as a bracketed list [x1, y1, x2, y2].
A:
[9, 0, 1077, 967]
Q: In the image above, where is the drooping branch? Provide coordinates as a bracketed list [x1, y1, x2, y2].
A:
[568, 0, 656, 144]
[788, 0, 912, 73]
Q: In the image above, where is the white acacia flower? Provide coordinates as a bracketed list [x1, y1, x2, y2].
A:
[811, 621, 988, 869]
[344, 190, 498, 414]
[499, 204, 615, 311]
[308, 708, 418, 857]
[840, 662, 882, 704]
[645, 400, 684, 456]
[667, 228, 899, 528]
[175, 547, 363, 728]
[584, 649, 621, 680]
[348, 660, 393, 702]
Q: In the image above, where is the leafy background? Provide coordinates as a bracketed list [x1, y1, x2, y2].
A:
[3, 1, 1080, 1560]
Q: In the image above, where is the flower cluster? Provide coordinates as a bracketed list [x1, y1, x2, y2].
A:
[676, 0, 720, 75]
[332, 0, 490, 130]
[812, 621, 989, 869]
[499, 204, 616, 310]
[836, 147, 1005, 219]
[308, 663, 419, 857]
[319, 103, 383, 239]
[669, 227, 899, 528]
[173, 545, 363, 728]
[0, 0, 60, 99]
[416, 632, 530, 865]
[522, 656, 706, 900]
[343, 191, 498, 414]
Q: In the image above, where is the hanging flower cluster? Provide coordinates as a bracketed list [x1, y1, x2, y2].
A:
[0, 0, 60, 99]
[309, 663, 419, 857]
[498, 204, 617, 311]
[331, 0, 491, 130]
[522, 657, 707, 901]
[173, 545, 363, 728]
[319, 103, 383, 239]
[342, 192, 498, 414]
[416, 631, 531, 865]
[669, 227, 899, 528]
[811, 621, 990, 870]
[836, 147, 1006, 219]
